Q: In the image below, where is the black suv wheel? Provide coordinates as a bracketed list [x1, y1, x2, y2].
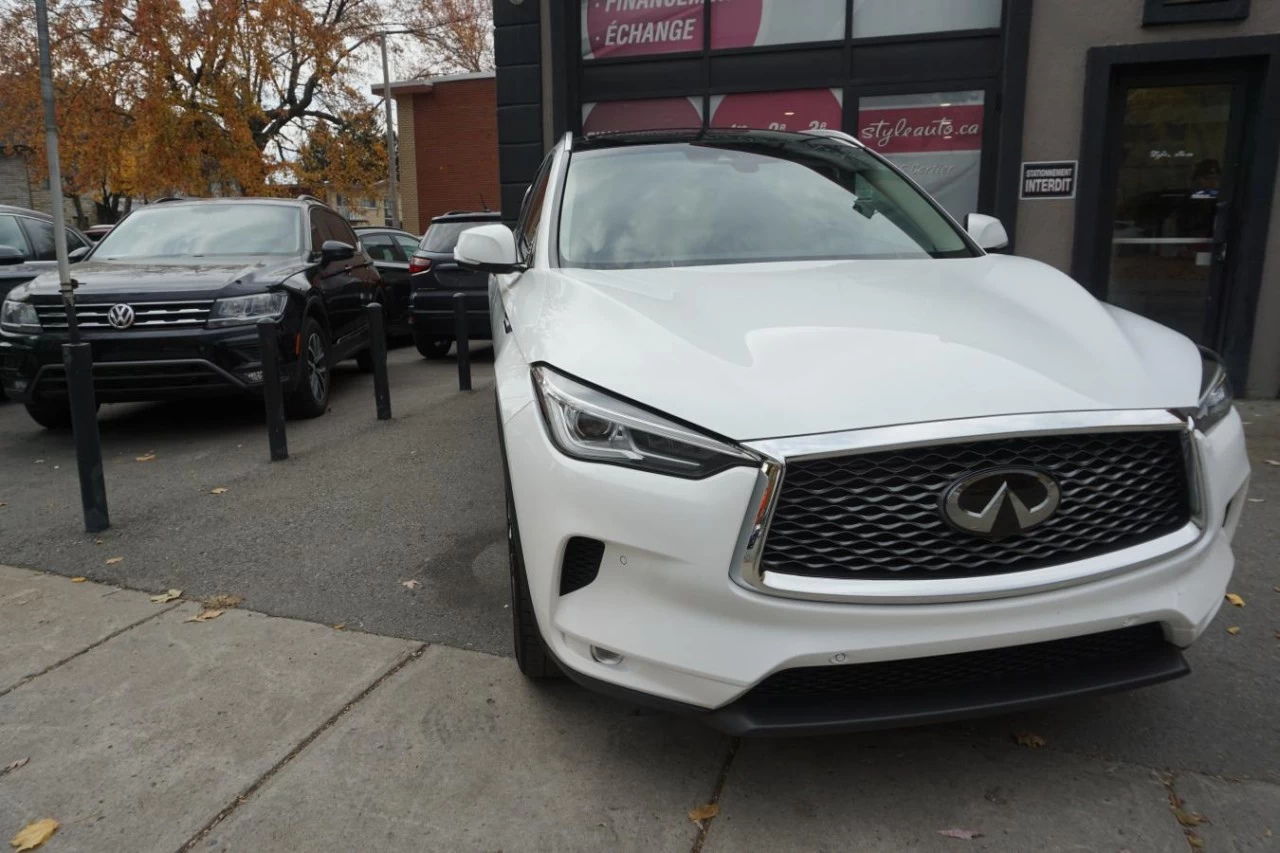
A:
[414, 330, 452, 359]
[24, 401, 76, 429]
[286, 317, 331, 419]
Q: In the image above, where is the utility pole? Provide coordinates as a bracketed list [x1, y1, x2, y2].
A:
[35, 0, 109, 532]
[379, 32, 400, 230]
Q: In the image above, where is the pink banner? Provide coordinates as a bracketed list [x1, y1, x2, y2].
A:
[857, 104, 984, 154]
[710, 89, 842, 132]
[581, 98, 704, 135]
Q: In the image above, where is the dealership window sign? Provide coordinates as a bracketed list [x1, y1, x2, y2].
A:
[582, 97, 704, 135]
[710, 89, 843, 131]
[1020, 161, 1078, 200]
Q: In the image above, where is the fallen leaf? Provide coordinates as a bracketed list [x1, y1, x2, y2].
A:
[93, 538, 103, 545]
[1174, 809, 1209, 827]
[2, 757, 29, 775]
[1266, 459, 1280, 466]
[1226, 593, 1245, 607]
[1227, 626, 1241, 635]
[401, 579, 421, 590]
[10, 818, 58, 851]
[202, 594, 242, 610]
[105, 557, 123, 566]
[33, 459, 43, 464]
[149, 589, 181, 603]
[1273, 586, 1279, 593]
[210, 487, 229, 495]
[186, 609, 224, 623]
[333, 623, 346, 631]
[937, 828, 983, 840]
[135, 454, 156, 462]
[688, 803, 719, 822]
[70, 577, 87, 583]
[1014, 732, 1046, 748]
[1187, 831, 1205, 849]
[1248, 497, 1266, 503]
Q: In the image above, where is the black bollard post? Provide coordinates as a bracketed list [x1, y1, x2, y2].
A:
[453, 292, 471, 392]
[257, 319, 288, 461]
[367, 302, 392, 420]
[61, 343, 109, 532]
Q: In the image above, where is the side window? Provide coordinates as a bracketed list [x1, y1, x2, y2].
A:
[361, 233, 399, 262]
[308, 209, 329, 253]
[393, 235, 419, 258]
[67, 230, 88, 252]
[0, 216, 29, 258]
[325, 211, 359, 247]
[20, 218, 56, 261]
[516, 154, 555, 262]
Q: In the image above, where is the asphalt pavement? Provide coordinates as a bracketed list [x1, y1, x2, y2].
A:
[1, 351, 1279, 851]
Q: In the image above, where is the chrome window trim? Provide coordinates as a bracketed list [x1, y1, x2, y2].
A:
[731, 408, 1204, 605]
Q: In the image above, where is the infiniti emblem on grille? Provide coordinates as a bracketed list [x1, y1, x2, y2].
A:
[107, 303, 135, 329]
[941, 467, 1061, 540]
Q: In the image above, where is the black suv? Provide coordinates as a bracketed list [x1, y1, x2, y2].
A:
[0, 196, 383, 428]
[406, 210, 501, 358]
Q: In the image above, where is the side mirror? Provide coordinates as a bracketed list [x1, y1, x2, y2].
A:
[965, 214, 1010, 251]
[455, 224, 522, 274]
[320, 240, 356, 264]
[69, 246, 89, 262]
[0, 245, 25, 266]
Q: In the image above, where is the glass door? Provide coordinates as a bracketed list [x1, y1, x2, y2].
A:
[1102, 72, 1249, 344]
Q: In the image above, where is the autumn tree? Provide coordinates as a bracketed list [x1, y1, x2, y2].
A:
[0, 0, 492, 219]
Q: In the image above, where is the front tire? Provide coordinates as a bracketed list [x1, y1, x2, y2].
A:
[285, 318, 331, 419]
[413, 329, 452, 359]
[501, 413, 561, 679]
[25, 401, 76, 429]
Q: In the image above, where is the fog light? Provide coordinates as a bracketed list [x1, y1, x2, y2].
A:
[590, 646, 624, 666]
[241, 369, 264, 384]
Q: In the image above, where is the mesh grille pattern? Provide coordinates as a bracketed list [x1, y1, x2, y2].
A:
[753, 624, 1166, 698]
[762, 431, 1190, 580]
[559, 537, 605, 595]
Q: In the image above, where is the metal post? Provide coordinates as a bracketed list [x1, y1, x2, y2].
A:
[38, 0, 107, 531]
[379, 33, 400, 230]
[367, 303, 392, 420]
[257, 319, 288, 461]
[453, 293, 471, 392]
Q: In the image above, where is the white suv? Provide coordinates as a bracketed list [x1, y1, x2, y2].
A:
[458, 129, 1250, 735]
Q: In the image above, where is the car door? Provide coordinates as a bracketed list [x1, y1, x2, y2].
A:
[360, 232, 410, 330]
[495, 154, 554, 356]
[310, 208, 368, 353]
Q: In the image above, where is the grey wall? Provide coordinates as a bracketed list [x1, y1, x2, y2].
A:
[1017, 0, 1280, 397]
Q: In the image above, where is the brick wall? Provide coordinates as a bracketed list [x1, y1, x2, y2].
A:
[396, 93, 420, 234]
[410, 77, 500, 227]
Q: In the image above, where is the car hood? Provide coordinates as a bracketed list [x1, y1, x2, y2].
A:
[515, 255, 1203, 441]
[9, 258, 307, 302]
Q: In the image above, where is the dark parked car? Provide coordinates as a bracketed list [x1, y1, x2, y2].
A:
[406, 210, 501, 358]
[353, 226, 421, 338]
[0, 204, 92, 303]
[0, 196, 384, 428]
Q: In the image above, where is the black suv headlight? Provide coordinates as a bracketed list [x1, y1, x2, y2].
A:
[1192, 347, 1233, 433]
[207, 292, 288, 327]
[0, 299, 40, 332]
[532, 365, 757, 479]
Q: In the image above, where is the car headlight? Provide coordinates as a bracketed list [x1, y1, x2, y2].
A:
[532, 365, 757, 478]
[0, 299, 40, 332]
[1192, 347, 1233, 433]
[207, 292, 289, 327]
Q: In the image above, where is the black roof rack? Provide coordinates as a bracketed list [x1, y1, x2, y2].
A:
[153, 196, 197, 203]
[296, 194, 326, 205]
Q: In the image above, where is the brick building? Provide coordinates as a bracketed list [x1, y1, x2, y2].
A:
[371, 71, 500, 235]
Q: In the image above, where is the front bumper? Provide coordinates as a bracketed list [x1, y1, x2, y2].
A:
[0, 323, 304, 403]
[504, 400, 1250, 732]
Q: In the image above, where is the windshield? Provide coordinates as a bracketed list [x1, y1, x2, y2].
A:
[558, 138, 975, 269]
[95, 204, 302, 259]
[421, 221, 489, 253]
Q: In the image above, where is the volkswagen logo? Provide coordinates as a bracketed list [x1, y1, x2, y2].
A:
[941, 467, 1061, 540]
[107, 304, 135, 329]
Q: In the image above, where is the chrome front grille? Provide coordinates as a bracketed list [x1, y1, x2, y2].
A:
[35, 300, 214, 329]
[759, 430, 1191, 581]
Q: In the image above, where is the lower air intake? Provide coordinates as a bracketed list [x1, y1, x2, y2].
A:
[559, 537, 605, 595]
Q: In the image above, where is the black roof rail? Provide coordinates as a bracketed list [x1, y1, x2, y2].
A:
[296, 194, 326, 205]
[153, 196, 195, 203]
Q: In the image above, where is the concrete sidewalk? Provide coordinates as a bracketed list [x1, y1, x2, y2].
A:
[1, 565, 1275, 853]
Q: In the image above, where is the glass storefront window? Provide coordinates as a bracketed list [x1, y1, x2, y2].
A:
[581, 0, 705, 59]
[857, 90, 985, 219]
[710, 0, 845, 49]
[851, 0, 1001, 38]
[581, 97, 705, 135]
[710, 89, 843, 131]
